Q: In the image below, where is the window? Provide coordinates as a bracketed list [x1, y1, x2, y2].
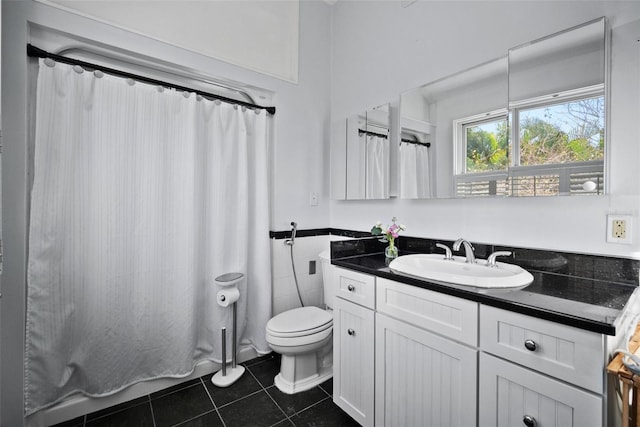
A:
[453, 110, 508, 197]
[510, 86, 605, 196]
[453, 85, 604, 197]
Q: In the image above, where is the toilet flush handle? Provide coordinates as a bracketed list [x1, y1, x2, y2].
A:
[347, 284, 355, 292]
[347, 328, 356, 336]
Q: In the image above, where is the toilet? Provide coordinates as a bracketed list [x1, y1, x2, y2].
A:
[265, 249, 335, 394]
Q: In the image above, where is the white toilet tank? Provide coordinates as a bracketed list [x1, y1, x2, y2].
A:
[318, 250, 335, 310]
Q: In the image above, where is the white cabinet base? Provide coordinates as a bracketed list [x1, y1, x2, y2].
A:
[479, 352, 603, 427]
[375, 313, 477, 427]
[333, 298, 375, 427]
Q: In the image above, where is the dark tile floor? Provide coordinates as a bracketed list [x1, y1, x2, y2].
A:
[52, 353, 359, 427]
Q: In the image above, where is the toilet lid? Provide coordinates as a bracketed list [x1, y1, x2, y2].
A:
[266, 306, 332, 337]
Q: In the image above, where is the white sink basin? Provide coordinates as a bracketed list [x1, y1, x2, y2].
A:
[388, 254, 534, 289]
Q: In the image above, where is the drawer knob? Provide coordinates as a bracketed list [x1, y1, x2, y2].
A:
[347, 284, 355, 292]
[522, 415, 536, 427]
[524, 339, 537, 352]
[347, 328, 356, 336]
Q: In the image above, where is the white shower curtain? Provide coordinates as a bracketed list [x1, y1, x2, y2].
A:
[364, 134, 389, 199]
[400, 142, 431, 198]
[25, 59, 272, 414]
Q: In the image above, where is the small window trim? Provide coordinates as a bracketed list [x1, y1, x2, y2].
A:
[453, 108, 508, 176]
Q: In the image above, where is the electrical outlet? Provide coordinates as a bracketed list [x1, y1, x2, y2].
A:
[607, 214, 633, 244]
[613, 220, 626, 239]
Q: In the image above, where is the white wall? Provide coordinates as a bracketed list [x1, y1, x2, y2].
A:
[271, 236, 329, 315]
[329, 1, 640, 257]
[39, 0, 300, 82]
[1, 1, 331, 425]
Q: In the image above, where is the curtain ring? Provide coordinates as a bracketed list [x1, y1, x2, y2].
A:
[182, 91, 190, 98]
[126, 78, 135, 86]
[73, 65, 84, 74]
[93, 70, 104, 79]
[43, 58, 56, 68]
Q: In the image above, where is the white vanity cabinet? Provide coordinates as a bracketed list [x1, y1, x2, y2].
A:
[331, 265, 621, 427]
[332, 267, 376, 427]
[479, 305, 605, 427]
[374, 278, 478, 427]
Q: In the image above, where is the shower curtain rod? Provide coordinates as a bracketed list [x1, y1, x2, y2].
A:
[358, 129, 388, 139]
[27, 44, 276, 115]
[401, 138, 431, 147]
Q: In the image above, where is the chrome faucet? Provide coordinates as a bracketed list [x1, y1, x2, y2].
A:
[435, 243, 453, 260]
[453, 238, 475, 263]
[487, 251, 512, 267]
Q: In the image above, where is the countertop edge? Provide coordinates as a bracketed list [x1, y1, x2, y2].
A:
[332, 258, 620, 336]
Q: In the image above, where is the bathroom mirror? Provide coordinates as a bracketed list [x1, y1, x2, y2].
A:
[399, 57, 508, 198]
[507, 17, 606, 196]
[344, 103, 391, 199]
[397, 17, 606, 199]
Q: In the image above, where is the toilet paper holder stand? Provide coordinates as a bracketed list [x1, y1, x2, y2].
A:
[211, 272, 245, 387]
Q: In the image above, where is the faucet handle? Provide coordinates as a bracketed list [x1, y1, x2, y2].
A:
[435, 243, 453, 260]
[487, 251, 512, 267]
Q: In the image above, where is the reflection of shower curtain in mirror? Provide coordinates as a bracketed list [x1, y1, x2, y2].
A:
[400, 143, 431, 198]
[25, 59, 272, 414]
[364, 134, 390, 198]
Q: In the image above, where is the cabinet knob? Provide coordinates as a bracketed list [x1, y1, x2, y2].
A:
[347, 328, 356, 336]
[347, 284, 355, 292]
[524, 339, 537, 352]
[522, 415, 536, 427]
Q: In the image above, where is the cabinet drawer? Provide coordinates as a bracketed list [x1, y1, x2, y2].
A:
[479, 353, 602, 427]
[335, 267, 376, 309]
[376, 278, 478, 346]
[480, 305, 604, 393]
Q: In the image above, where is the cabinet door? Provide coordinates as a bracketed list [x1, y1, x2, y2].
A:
[479, 353, 602, 427]
[333, 298, 375, 427]
[375, 313, 477, 427]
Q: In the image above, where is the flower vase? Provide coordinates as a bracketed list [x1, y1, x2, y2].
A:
[385, 240, 398, 259]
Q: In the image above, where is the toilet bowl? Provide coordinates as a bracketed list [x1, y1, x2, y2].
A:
[265, 250, 335, 394]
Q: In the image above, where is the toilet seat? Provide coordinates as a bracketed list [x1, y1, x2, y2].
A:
[266, 307, 333, 347]
[266, 306, 332, 337]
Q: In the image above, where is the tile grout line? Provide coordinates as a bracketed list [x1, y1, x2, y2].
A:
[171, 409, 219, 427]
[245, 363, 295, 426]
[294, 395, 332, 417]
[199, 376, 227, 427]
[80, 397, 150, 425]
[147, 394, 157, 427]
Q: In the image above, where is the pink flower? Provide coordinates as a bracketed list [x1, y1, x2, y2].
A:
[371, 217, 405, 243]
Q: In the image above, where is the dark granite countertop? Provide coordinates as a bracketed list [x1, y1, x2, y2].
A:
[331, 237, 640, 336]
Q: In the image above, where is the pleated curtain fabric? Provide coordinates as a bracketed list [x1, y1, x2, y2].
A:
[365, 134, 390, 199]
[25, 59, 272, 414]
[400, 143, 431, 199]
